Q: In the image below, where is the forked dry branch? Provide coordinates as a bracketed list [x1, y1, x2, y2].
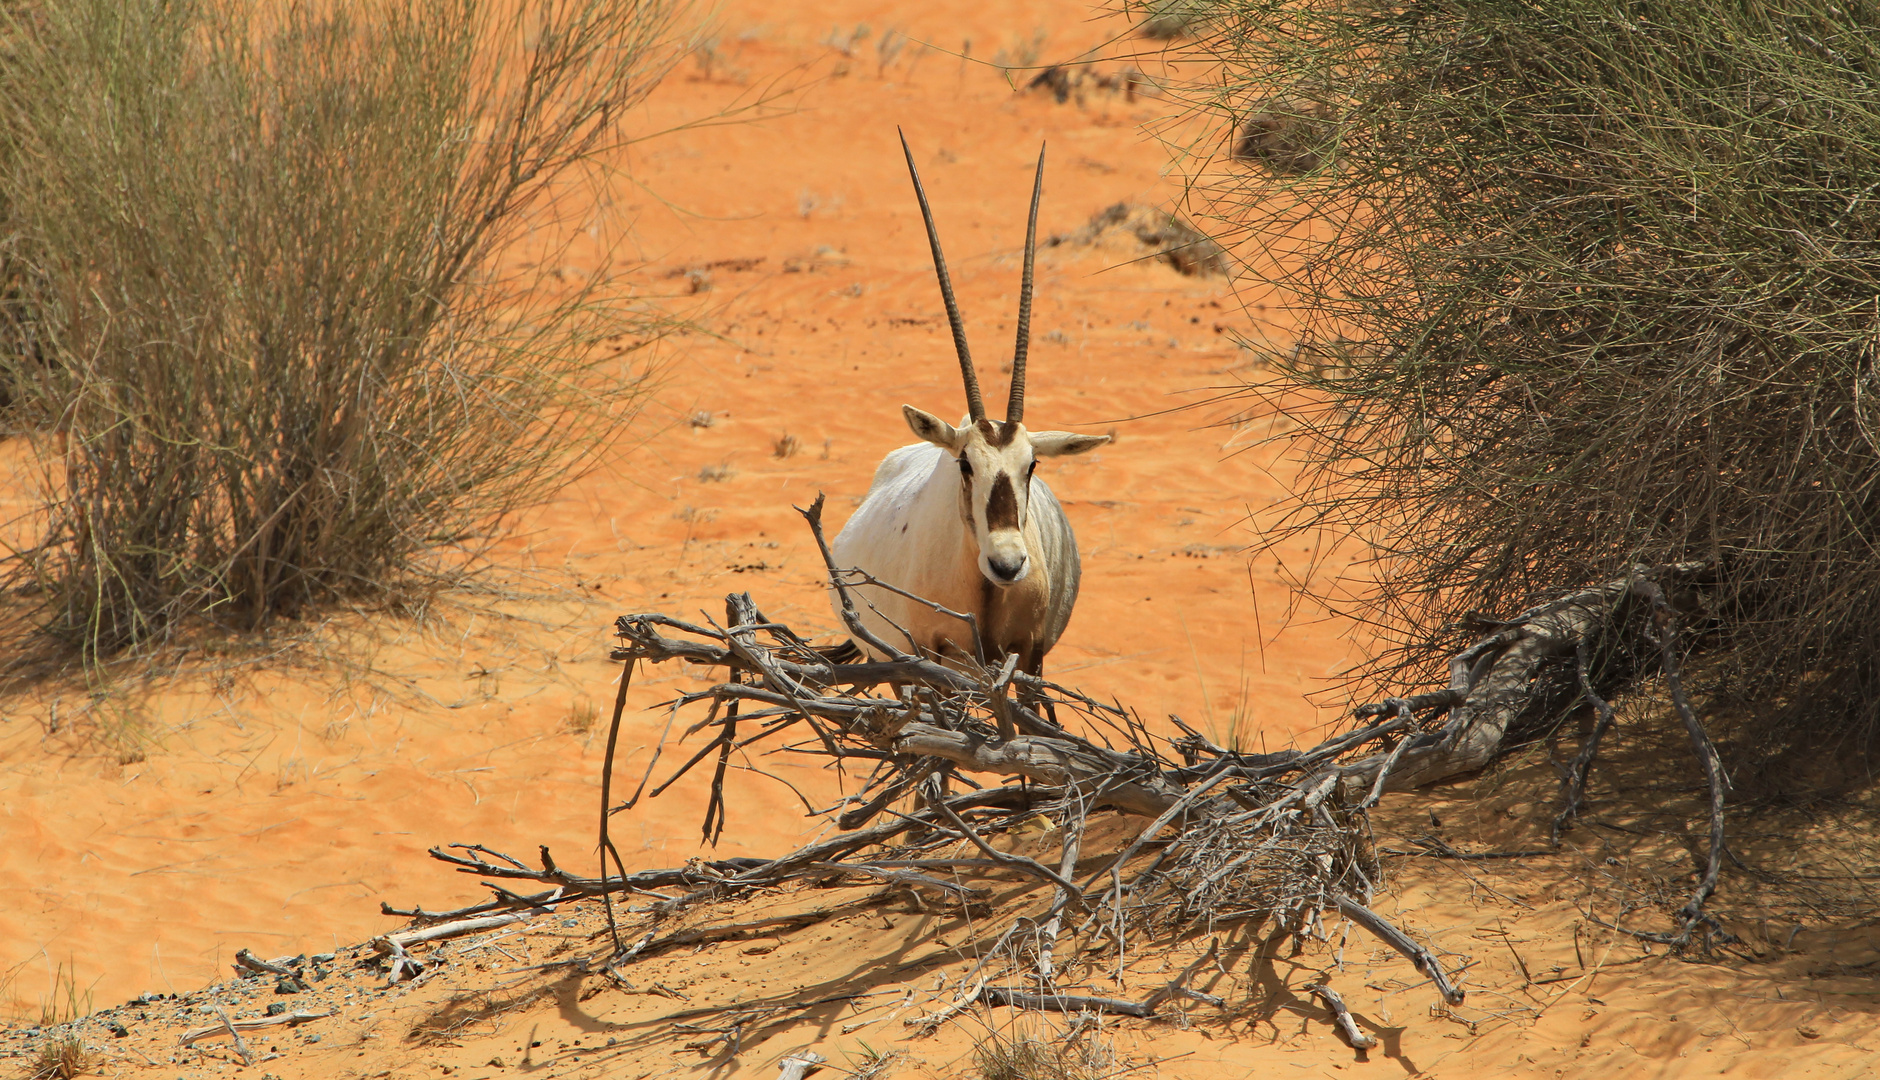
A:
[393, 503, 1740, 1053]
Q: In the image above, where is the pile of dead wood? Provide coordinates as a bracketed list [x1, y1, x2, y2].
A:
[388, 500, 1734, 1049]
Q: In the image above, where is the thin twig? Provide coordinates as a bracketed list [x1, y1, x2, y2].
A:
[1630, 575, 1731, 947]
[1553, 637, 1617, 843]
[981, 987, 1155, 1017]
[179, 1010, 332, 1048]
[598, 656, 637, 954]
[922, 780, 1085, 905]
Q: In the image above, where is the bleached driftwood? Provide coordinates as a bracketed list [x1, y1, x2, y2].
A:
[777, 1050, 826, 1080]
[1306, 983, 1377, 1050]
[179, 1010, 334, 1047]
[373, 911, 538, 953]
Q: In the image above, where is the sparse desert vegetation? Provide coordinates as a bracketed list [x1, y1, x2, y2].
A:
[0, 0, 685, 663]
[1177, 0, 1880, 941]
[1192, 0, 1880, 763]
[1, 0, 1878, 1078]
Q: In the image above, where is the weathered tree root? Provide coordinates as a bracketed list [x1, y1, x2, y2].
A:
[1321, 562, 1729, 948]
[1331, 564, 1703, 799]
[1332, 894, 1465, 1004]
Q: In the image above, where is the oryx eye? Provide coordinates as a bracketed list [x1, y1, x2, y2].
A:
[1026, 460, 1038, 477]
[958, 457, 973, 478]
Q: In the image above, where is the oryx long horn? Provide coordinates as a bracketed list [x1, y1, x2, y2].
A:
[899, 128, 984, 423]
[1008, 143, 1045, 425]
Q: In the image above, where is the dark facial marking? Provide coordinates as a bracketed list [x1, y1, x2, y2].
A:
[976, 419, 1019, 447]
[985, 473, 1020, 530]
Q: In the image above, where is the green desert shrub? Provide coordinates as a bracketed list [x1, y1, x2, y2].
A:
[0, 0, 686, 660]
[1186, 0, 1880, 772]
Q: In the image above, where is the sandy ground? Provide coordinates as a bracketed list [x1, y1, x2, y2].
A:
[1, 1, 1878, 1077]
[6, 749, 1879, 1080]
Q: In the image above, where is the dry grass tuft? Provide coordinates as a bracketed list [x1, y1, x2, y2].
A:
[562, 699, 599, 736]
[23, 1036, 90, 1080]
[0, 0, 689, 664]
[23, 964, 93, 1079]
[971, 1033, 1117, 1080]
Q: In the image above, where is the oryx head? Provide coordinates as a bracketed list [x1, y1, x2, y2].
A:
[898, 131, 1110, 587]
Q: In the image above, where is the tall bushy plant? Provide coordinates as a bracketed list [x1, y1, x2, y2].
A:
[0, 0, 687, 659]
[1186, 0, 1880, 766]
[0, 4, 47, 409]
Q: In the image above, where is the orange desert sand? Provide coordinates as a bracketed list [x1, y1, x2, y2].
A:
[2, 1, 1878, 1077]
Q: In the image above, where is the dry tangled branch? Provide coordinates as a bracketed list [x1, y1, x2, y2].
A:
[379, 497, 1760, 1061]
[402, 496, 1498, 1019]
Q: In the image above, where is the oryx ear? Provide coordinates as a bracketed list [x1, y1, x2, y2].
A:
[903, 405, 965, 451]
[1030, 431, 1110, 458]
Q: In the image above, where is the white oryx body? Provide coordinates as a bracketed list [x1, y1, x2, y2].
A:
[827, 133, 1108, 676]
[832, 435, 1083, 669]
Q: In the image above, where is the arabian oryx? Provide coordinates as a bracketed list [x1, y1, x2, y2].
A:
[828, 134, 1109, 680]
